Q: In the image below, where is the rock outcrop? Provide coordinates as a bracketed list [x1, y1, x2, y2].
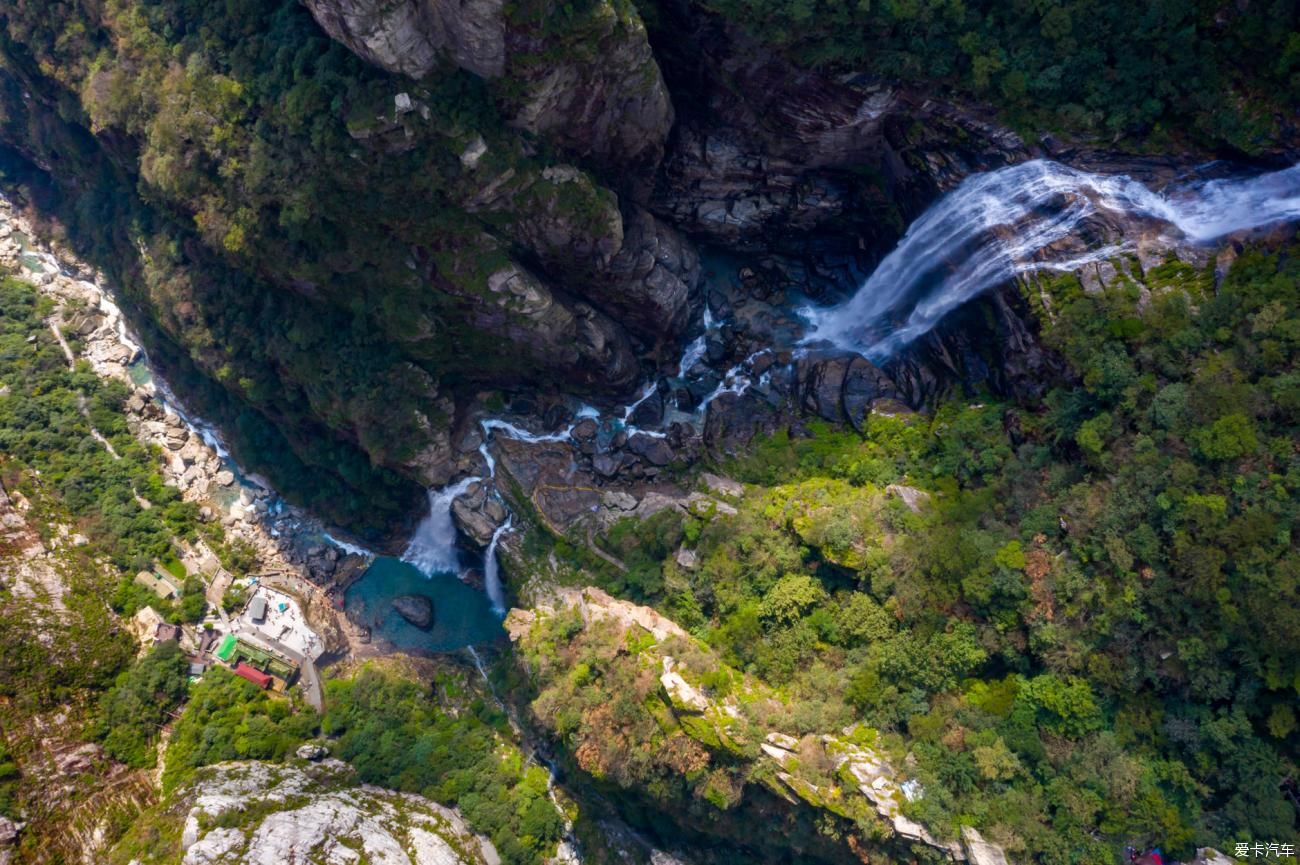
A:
[305, 0, 506, 78]
[508, 586, 1016, 865]
[161, 760, 497, 865]
[649, 14, 1028, 256]
[304, 0, 674, 173]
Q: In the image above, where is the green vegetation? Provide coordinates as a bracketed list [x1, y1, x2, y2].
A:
[0, 549, 137, 711]
[547, 248, 1300, 860]
[0, 0, 627, 537]
[0, 275, 208, 572]
[110, 571, 207, 624]
[162, 666, 319, 792]
[322, 666, 564, 865]
[0, 739, 19, 819]
[688, 0, 1299, 151]
[94, 642, 189, 768]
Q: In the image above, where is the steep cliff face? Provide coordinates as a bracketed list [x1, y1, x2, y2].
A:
[505, 586, 1015, 865]
[0, 0, 1182, 542]
[0, 0, 697, 537]
[646, 11, 1029, 256]
[305, 0, 508, 79]
[303, 0, 675, 174]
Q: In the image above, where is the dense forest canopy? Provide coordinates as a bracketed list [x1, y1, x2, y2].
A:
[540, 248, 1300, 859]
[694, 0, 1300, 151]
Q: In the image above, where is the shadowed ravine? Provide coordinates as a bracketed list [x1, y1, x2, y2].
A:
[392, 159, 1300, 615]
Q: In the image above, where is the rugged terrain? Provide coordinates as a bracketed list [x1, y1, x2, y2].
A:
[0, 1, 1298, 864]
[8, 0, 1283, 540]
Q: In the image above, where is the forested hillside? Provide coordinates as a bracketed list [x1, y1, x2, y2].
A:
[690, 0, 1300, 151]
[515, 247, 1300, 860]
[0, 0, 1297, 863]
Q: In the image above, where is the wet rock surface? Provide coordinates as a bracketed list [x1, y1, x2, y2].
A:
[392, 594, 435, 629]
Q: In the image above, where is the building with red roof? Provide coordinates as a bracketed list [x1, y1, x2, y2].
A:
[232, 661, 272, 689]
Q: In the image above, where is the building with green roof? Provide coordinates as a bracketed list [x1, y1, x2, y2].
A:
[215, 632, 238, 662]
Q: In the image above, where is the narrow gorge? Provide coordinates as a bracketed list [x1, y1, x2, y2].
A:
[0, 1, 1298, 864]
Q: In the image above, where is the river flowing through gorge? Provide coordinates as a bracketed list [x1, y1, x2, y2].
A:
[388, 158, 1300, 630]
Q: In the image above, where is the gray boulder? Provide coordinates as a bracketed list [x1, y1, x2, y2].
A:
[392, 594, 434, 629]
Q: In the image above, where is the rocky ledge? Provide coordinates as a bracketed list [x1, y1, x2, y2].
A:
[163, 759, 498, 865]
[507, 586, 1009, 863]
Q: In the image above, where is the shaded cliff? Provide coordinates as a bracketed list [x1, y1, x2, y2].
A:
[1, 0, 1293, 544]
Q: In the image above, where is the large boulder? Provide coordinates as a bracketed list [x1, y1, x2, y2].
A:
[451, 481, 509, 547]
[302, 0, 505, 78]
[392, 594, 435, 629]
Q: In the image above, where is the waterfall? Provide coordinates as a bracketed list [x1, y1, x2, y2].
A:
[803, 159, 1300, 359]
[677, 334, 708, 378]
[477, 441, 496, 479]
[696, 349, 771, 411]
[322, 532, 375, 558]
[480, 417, 574, 444]
[484, 516, 512, 616]
[401, 476, 480, 575]
[466, 645, 508, 713]
[620, 382, 659, 423]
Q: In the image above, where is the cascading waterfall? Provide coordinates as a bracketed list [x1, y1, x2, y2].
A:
[620, 382, 660, 423]
[432, 302, 741, 609]
[477, 441, 496, 478]
[484, 515, 513, 616]
[465, 645, 506, 709]
[322, 532, 375, 558]
[696, 349, 772, 409]
[401, 476, 481, 575]
[803, 159, 1300, 359]
[676, 332, 708, 378]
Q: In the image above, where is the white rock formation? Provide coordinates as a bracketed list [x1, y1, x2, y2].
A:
[175, 760, 498, 865]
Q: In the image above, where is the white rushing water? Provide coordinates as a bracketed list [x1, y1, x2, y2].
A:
[322, 532, 375, 558]
[804, 159, 1300, 359]
[402, 476, 480, 575]
[483, 515, 512, 616]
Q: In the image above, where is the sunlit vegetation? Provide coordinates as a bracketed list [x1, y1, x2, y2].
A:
[161, 666, 319, 791]
[322, 667, 565, 865]
[93, 642, 189, 768]
[0, 275, 209, 571]
[544, 247, 1300, 859]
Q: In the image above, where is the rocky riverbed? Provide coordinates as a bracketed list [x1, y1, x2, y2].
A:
[0, 193, 376, 657]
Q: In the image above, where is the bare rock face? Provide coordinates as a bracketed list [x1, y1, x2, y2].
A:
[170, 760, 496, 865]
[454, 158, 699, 343]
[590, 206, 700, 342]
[304, 0, 673, 173]
[501, 2, 673, 173]
[304, 0, 506, 78]
[450, 481, 508, 547]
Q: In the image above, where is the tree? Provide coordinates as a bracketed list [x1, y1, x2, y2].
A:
[1193, 413, 1258, 460]
[759, 574, 826, 625]
[97, 642, 189, 767]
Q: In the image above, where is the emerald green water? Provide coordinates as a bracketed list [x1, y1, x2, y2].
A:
[344, 557, 504, 652]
